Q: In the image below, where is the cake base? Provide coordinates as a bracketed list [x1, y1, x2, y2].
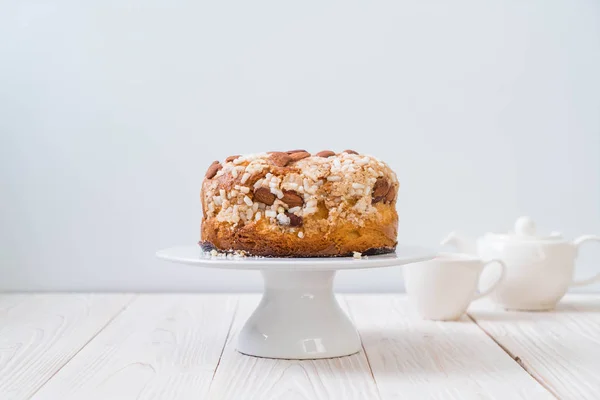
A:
[199, 241, 395, 258]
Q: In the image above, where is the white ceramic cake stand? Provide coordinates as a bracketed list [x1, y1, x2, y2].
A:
[156, 245, 435, 360]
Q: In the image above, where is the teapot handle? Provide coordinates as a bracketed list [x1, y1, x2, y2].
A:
[570, 235, 600, 287]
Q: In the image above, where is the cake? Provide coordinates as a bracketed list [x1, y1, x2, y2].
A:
[200, 150, 398, 257]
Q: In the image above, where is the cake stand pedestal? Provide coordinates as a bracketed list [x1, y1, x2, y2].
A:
[156, 245, 435, 359]
[239, 270, 359, 359]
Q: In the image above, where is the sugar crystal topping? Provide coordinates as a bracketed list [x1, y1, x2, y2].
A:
[202, 151, 398, 229]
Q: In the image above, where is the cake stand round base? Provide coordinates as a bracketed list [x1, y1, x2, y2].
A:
[237, 270, 360, 359]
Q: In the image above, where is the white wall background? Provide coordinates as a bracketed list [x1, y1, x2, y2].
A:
[1, 1, 599, 292]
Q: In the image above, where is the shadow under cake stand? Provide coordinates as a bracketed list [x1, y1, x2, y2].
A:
[156, 245, 435, 360]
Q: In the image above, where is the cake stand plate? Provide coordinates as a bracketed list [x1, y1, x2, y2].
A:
[156, 245, 435, 359]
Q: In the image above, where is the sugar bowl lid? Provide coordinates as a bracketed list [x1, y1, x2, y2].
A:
[483, 216, 565, 243]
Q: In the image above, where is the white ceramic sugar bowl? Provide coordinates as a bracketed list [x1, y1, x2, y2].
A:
[442, 216, 600, 311]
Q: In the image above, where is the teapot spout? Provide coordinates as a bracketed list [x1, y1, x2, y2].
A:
[441, 231, 477, 255]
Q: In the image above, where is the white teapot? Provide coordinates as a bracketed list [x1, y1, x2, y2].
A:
[442, 216, 600, 311]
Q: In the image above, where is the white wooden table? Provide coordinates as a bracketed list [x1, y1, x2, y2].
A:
[1, 294, 598, 400]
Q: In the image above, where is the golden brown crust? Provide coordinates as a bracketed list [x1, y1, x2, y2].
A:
[200, 150, 399, 257]
[200, 202, 397, 257]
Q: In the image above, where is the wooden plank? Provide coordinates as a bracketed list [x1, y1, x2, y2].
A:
[32, 294, 237, 400]
[0, 294, 133, 400]
[207, 294, 380, 400]
[469, 295, 600, 400]
[346, 295, 554, 399]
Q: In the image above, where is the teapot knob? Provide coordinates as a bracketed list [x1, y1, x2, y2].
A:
[515, 216, 536, 236]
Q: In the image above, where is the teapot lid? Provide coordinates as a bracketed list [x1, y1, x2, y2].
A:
[484, 216, 565, 243]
